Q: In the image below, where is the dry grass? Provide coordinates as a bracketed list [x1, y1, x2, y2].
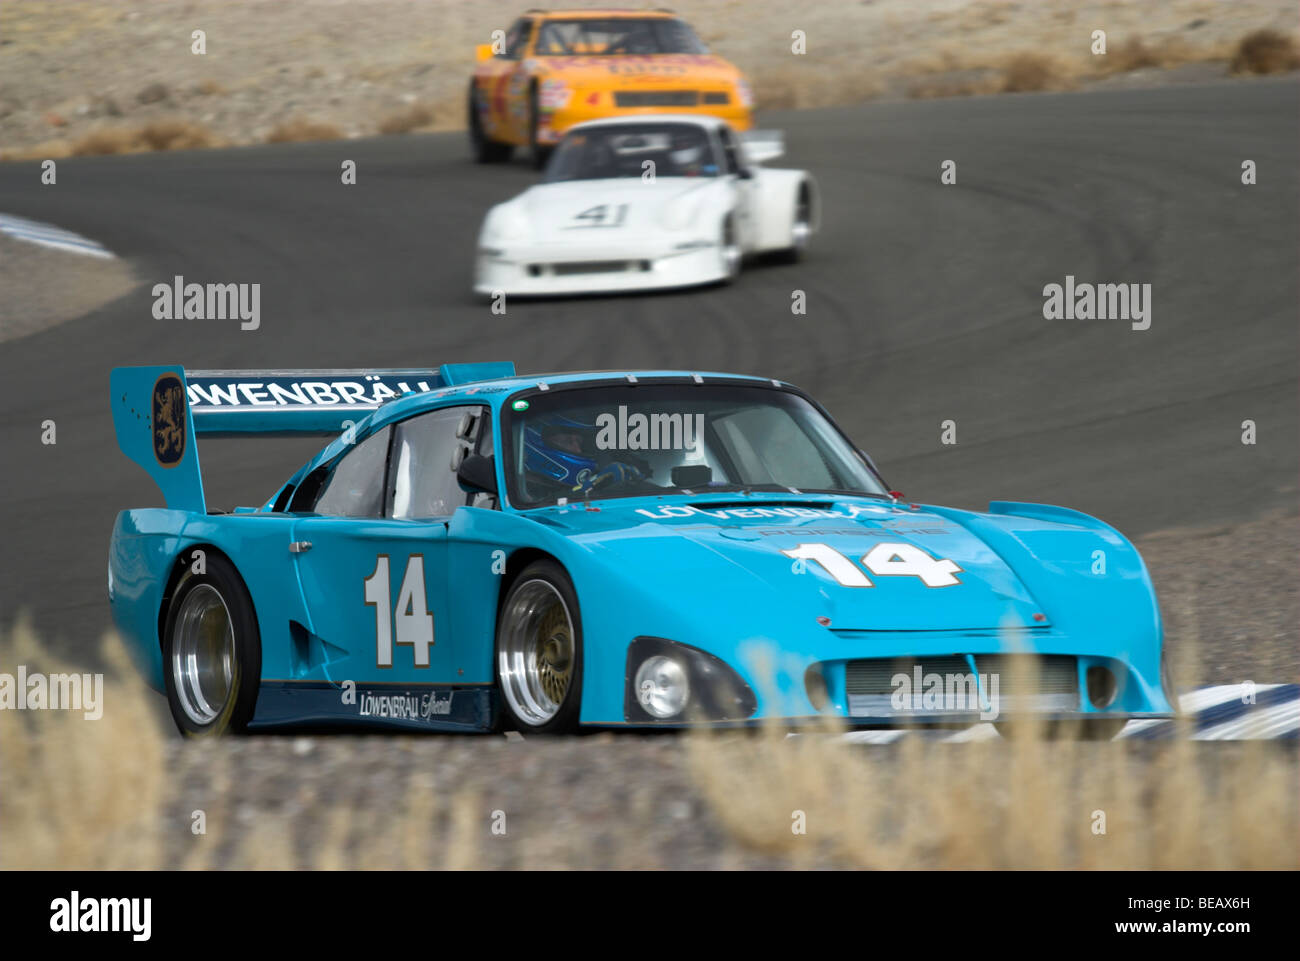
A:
[0, 619, 165, 869]
[1, 621, 1294, 870]
[751, 64, 884, 111]
[0, 119, 222, 161]
[1230, 28, 1300, 74]
[896, 24, 1296, 104]
[264, 117, 345, 144]
[685, 722, 1296, 869]
[376, 103, 438, 136]
[907, 52, 1076, 99]
[194, 78, 228, 97]
[998, 53, 1077, 93]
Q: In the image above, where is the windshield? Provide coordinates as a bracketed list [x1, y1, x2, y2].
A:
[534, 18, 707, 56]
[544, 123, 718, 182]
[505, 383, 888, 508]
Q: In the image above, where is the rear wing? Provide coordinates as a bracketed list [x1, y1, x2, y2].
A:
[740, 130, 784, 165]
[110, 362, 515, 512]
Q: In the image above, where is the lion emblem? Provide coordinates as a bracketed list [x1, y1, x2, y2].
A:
[152, 374, 186, 467]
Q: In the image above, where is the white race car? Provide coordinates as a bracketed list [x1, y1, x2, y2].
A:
[473, 115, 817, 296]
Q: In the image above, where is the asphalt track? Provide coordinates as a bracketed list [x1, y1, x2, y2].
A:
[0, 78, 1296, 650]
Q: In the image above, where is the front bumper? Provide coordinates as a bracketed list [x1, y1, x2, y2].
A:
[475, 241, 724, 296]
[606, 629, 1177, 727]
[537, 100, 752, 145]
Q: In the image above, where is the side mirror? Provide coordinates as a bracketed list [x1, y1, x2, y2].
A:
[457, 453, 498, 496]
[475, 43, 495, 62]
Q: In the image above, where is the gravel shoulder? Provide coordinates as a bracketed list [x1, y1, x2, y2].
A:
[1141, 508, 1298, 686]
[0, 234, 137, 343]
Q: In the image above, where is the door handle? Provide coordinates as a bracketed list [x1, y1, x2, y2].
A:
[289, 541, 312, 553]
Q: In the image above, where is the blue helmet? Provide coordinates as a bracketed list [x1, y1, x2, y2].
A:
[523, 415, 600, 489]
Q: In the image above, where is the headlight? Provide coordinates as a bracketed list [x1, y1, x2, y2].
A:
[635, 655, 690, 718]
[624, 637, 757, 723]
[481, 204, 531, 245]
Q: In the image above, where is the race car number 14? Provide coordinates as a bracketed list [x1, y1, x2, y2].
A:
[364, 555, 435, 667]
[781, 542, 963, 588]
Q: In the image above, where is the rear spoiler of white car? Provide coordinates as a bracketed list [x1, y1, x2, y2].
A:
[740, 130, 784, 165]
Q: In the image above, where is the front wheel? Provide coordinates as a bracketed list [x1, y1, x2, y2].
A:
[162, 553, 261, 736]
[995, 718, 1128, 741]
[528, 87, 551, 170]
[495, 560, 583, 733]
[468, 84, 513, 163]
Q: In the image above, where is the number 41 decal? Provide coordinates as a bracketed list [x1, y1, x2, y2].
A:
[782, 542, 962, 588]
[572, 203, 628, 227]
[364, 555, 434, 667]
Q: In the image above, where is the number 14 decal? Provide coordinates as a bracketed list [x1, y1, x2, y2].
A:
[364, 555, 434, 667]
[782, 542, 962, 588]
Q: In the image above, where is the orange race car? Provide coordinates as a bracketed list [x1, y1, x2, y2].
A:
[468, 8, 754, 167]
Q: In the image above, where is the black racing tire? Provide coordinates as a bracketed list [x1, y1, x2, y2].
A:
[719, 214, 742, 284]
[528, 86, 551, 170]
[994, 717, 1128, 741]
[494, 560, 583, 734]
[778, 180, 814, 263]
[161, 551, 261, 737]
[468, 83, 513, 163]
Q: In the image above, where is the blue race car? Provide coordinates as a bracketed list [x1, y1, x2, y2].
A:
[108, 363, 1176, 737]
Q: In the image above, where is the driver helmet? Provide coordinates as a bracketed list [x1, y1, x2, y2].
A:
[524, 415, 602, 488]
[668, 130, 703, 168]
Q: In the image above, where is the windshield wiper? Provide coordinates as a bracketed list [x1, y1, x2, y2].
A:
[686, 485, 893, 500]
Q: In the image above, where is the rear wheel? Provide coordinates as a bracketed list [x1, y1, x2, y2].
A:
[162, 553, 261, 736]
[779, 182, 813, 262]
[718, 214, 742, 283]
[468, 83, 513, 163]
[495, 560, 583, 733]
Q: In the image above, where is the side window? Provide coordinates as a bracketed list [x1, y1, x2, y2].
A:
[470, 411, 496, 509]
[503, 18, 532, 59]
[388, 406, 489, 519]
[313, 426, 392, 517]
[475, 409, 494, 456]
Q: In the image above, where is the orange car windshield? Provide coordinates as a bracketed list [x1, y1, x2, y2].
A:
[534, 18, 708, 56]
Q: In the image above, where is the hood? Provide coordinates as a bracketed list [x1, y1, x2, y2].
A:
[530, 497, 1051, 632]
[509, 178, 725, 238]
[531, 54, 742, 88]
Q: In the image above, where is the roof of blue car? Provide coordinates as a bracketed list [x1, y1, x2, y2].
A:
[371, 368, 779, 423]
[296, 369, 784, 479]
